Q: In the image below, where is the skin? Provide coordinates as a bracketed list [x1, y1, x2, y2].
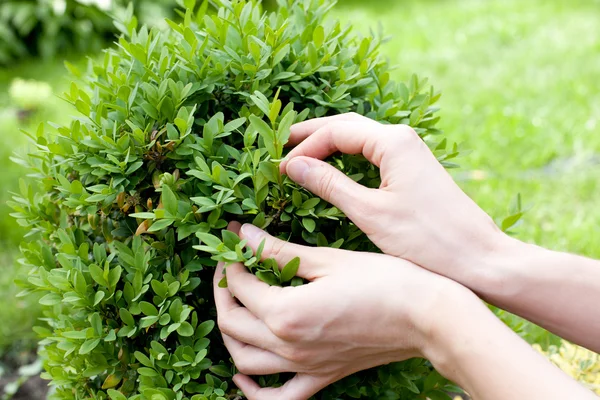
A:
[213, 113, 600, 399]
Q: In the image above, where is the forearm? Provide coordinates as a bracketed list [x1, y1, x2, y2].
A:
[424, 291, 597, 400]
[468, 236, 600, 352]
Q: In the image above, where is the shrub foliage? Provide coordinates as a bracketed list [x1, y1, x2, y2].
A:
[0, 0, 175, 64]
[11, 0, 459, 398]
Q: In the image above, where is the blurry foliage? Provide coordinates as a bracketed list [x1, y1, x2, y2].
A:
[8, 78, 53, 112]
[0, 0, 177, 65]
[534, 342, 600, 395]
[0, 249, 42, 359]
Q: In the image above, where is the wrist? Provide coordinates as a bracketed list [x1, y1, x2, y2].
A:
[411, 278, 482, 364]
[418, 284, 504, 384]
[463, 232, 536, 301]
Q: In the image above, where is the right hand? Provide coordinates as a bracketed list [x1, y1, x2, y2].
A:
[281, 112, 508, 285]
[214, 222, 477, 400]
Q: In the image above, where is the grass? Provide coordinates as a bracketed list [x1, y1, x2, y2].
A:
[0, 59, 75, 247]
[333, 0, 600, 259]
[0, 59, 74, 357]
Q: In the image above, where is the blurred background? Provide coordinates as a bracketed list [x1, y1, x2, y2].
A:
[0, 0, 599, 398]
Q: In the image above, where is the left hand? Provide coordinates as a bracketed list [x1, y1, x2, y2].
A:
[213, 222, 476, 400]
[280, 113, 505, 287]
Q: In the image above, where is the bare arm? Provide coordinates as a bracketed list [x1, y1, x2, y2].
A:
[426, 288, 597, 400]
[471, 237, 600, 352]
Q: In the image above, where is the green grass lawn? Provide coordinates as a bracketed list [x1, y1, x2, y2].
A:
[333, 0, 600, 258]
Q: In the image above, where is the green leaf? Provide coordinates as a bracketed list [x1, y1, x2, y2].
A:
[79, 338, 101, 355]
[302, 218, 316, 233]
[196, 320, 215, 338]
[280, 257, 300, 284]
[301, 198, 320, 210]
[249, 91, 271, 116]
[130, 212, 156, 219]
[89, 264, 107, 287]
[148, 219, 175, 232]
[209, 364, 232, 378]
[107, 389, 127, 400]
[313, 25, 325, 48]
[222, 229, 241, 249]
[93, 291, 105, 306]
[135, 351, 154, 368]
[161, 184, 178, 215]
[501, 212, 523, 232]
[137, 367, 159, 377]
[106, 389, 127, 400]
[256, 271, 279, 286]
[196, 232, 222, 248]
[292, 190, 302, 208]
[224, 117, 246, 132]
[120, 308, 135, 326]
[177, 321, 194, 337]
[39, 293, 62, 306]
[249, 115, 273, 140]
[139, 301, 159, 316]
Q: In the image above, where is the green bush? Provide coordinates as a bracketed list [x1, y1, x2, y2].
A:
[11, 0, 459, 398]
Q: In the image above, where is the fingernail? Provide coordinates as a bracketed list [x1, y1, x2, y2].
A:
[286, 159, 310, 185]
[241, 224, 265, 241]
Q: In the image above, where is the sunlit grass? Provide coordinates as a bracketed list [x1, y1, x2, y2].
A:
[333, 0, 600, 259]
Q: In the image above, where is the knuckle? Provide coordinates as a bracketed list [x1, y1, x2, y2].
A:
[267, 238, 287, 261]
[346, 187, 378, 218]
[390, 124, 421, 147]
[216, 315, 232, 335]
[266, 309, 303, 341]
[317, 170, 340, 201]
[281, 346, 311, 364]
[233, 357, 254, 375]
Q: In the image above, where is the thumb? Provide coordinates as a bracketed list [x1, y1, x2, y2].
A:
[285, 156, 375, 221]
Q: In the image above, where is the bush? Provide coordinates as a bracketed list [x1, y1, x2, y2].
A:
[0, 0, 175, 64]
[11, 0, 458, 399]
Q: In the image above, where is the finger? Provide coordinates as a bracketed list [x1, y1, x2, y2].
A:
[288, 112, 368, 145]
[233, 373, 331, 400]
[284, 156, 376, 221]
[281, 120, 414, 173]
[239, 224, 330, 280]
[212, 220, 241, 294]
[213, 260, 238, 313]
[222, 334, 296, 375]
[212, 220, 242, 312]
[214, 262, 283, 350]
[225, 260, 282, 320]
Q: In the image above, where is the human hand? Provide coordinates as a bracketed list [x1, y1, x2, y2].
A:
[280, 113, 508, 286]
[213, 222, 475, 400]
